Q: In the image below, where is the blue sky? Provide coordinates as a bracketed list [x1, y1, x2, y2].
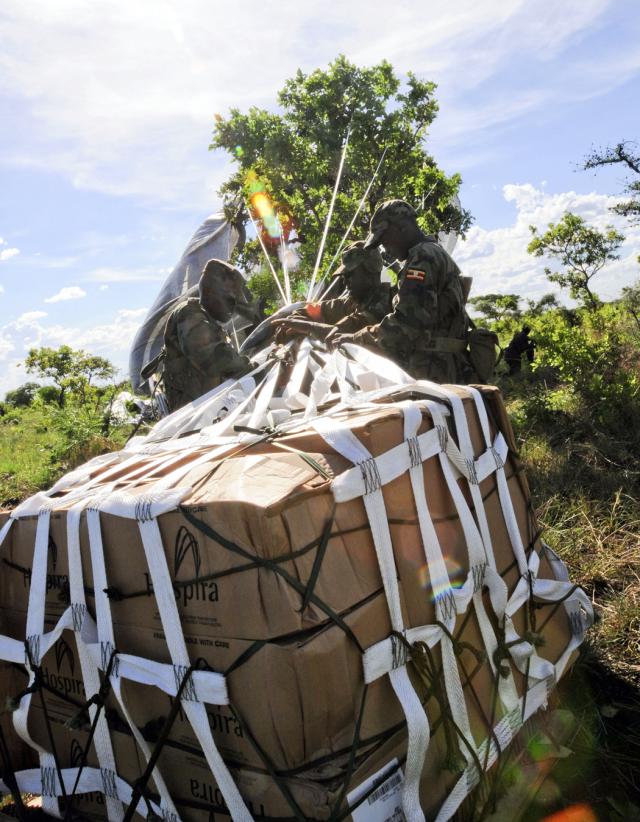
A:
[1, 0, 639, 395]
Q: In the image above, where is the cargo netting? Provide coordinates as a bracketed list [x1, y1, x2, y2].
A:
[0, 341, 593, 821]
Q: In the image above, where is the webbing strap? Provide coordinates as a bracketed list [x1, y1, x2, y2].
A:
[0, 766, 164, 818]
[67, 505, 123, 822]
[86, 505, 180, 820]
[136, 516, 252, 822]
[313, 416, 428, 822]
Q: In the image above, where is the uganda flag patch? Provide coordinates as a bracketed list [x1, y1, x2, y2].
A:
[406, 268, 426, 281]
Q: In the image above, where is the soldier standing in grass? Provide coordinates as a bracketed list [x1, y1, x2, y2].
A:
[504, 325, 535, 375]
[160, 259, 252, 412]
[331, 200, 474, 383]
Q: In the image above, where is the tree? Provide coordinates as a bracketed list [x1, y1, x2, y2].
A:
[211, 56, 472, 289]
[24, 346, 116, 407]
[527, 213, 624, 311]
[468, 293, 522, 325]
[525, 293, 559, 316]
[4, 382, 40, 408]
[583, 141, 640, 224]
[621, 280, 640, 334]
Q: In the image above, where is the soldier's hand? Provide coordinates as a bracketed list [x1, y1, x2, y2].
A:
[325, 326, 340, 348]
[272, 319, 299, 344]
[329, 332, 355, 350]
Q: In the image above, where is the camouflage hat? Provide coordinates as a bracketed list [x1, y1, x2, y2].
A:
[200, 259, 248, 306]
[332, 240, 383, 278]
[363, 200, 418, 249]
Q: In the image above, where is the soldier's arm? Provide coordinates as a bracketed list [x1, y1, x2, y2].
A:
[176, 306, 250, 377]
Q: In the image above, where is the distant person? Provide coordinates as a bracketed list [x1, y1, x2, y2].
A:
[159, 259, 252, 412]
[272, 241, 392, 342]
[504, 325, 535, 375]
[331, 200, 472, 383]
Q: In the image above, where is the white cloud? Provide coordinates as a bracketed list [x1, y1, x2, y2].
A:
[0, 247, 20, 261]
[44, 285, 87, 303]
[0, 306, 148, 395]
[99, 284, 109, 291]
[457, 183, 640, 303]
[0, 332, 15, 360]
[15, 310, 48, 327]
[0, 0, 632, 206]
[83, 266, 166, 283]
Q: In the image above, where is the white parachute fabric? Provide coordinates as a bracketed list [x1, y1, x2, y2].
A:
[128, 213, 238, 393]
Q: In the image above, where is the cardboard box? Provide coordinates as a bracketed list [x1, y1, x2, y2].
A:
[0, 388, 581, 818]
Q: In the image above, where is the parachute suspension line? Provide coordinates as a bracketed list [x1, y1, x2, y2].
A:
[244, 199, 288, 304]
[318, 145, 389, 300]
[231, 318, 240, 350]
[306, 124, 352, 301]
[279, 222, 292, 303]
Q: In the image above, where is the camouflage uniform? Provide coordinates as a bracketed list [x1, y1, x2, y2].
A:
[304, 241, 392, 333]
[162, 268, 252, 412]
[306, 283, 393, 331]
[353, 201, 471, 383]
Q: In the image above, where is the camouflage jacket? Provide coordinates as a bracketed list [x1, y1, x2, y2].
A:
[351, 240, 471, 383]
[163, 298, 251, 411]
[308, 283, 394, 332]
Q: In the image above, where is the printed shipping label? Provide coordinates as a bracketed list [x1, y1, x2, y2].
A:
[347, 759, 405, 822]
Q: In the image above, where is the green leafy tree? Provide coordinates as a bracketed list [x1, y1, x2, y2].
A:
[525, 293, 559, 316]
[24, 346, 116, 407]
[583, 141, 640, 224]
[211, 56, 471, 287]
[468, 293, 521, 325]
[4, 382, 40, 408]
[621, 280, 640, 334]
[528, 213, 624, 311]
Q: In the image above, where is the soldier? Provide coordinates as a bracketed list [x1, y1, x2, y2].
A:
[161, 259, 252, 412]
[504, 325, 535, 375]
[332, 200, 472, 383]
[272, 241, 392, 342]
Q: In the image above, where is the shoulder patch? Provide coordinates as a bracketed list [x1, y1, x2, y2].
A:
[406, 268, 426, 281]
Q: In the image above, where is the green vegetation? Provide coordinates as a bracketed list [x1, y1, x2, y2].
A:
[528, 213, 625, 311]
[0, 347, 132, 506]
[212, 55, 470, 293]
[584, 140, 640, 224]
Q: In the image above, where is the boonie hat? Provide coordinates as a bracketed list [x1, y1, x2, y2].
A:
[363, 200, 418, 249]
[332, 241, 383, 278]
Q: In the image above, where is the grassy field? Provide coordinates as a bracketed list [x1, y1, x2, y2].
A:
[0, 404, 129, 507]
[504, 371, 640, 819]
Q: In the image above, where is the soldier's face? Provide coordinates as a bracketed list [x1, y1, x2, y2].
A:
[203, 273, 237, 321]
[380, 224, 409, 260]
[345, 267, 373, 300]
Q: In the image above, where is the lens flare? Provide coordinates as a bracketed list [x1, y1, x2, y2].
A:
[418, 555, 465, 603]
[246, 171, 282, 240]
[541, 805, 597, 822]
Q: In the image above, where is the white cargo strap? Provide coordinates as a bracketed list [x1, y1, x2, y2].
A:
[85, 504, 179, 821]
[11, 503, 60, 817]
[402, 403, 476, 756]
[67, 504, 124, 822]
[0, 766, 164, 818]
[426, 401, 520, 722]
[97, 492, 251, 822]
[283, 337, 313, 408]
[314, 416, 428, 822]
